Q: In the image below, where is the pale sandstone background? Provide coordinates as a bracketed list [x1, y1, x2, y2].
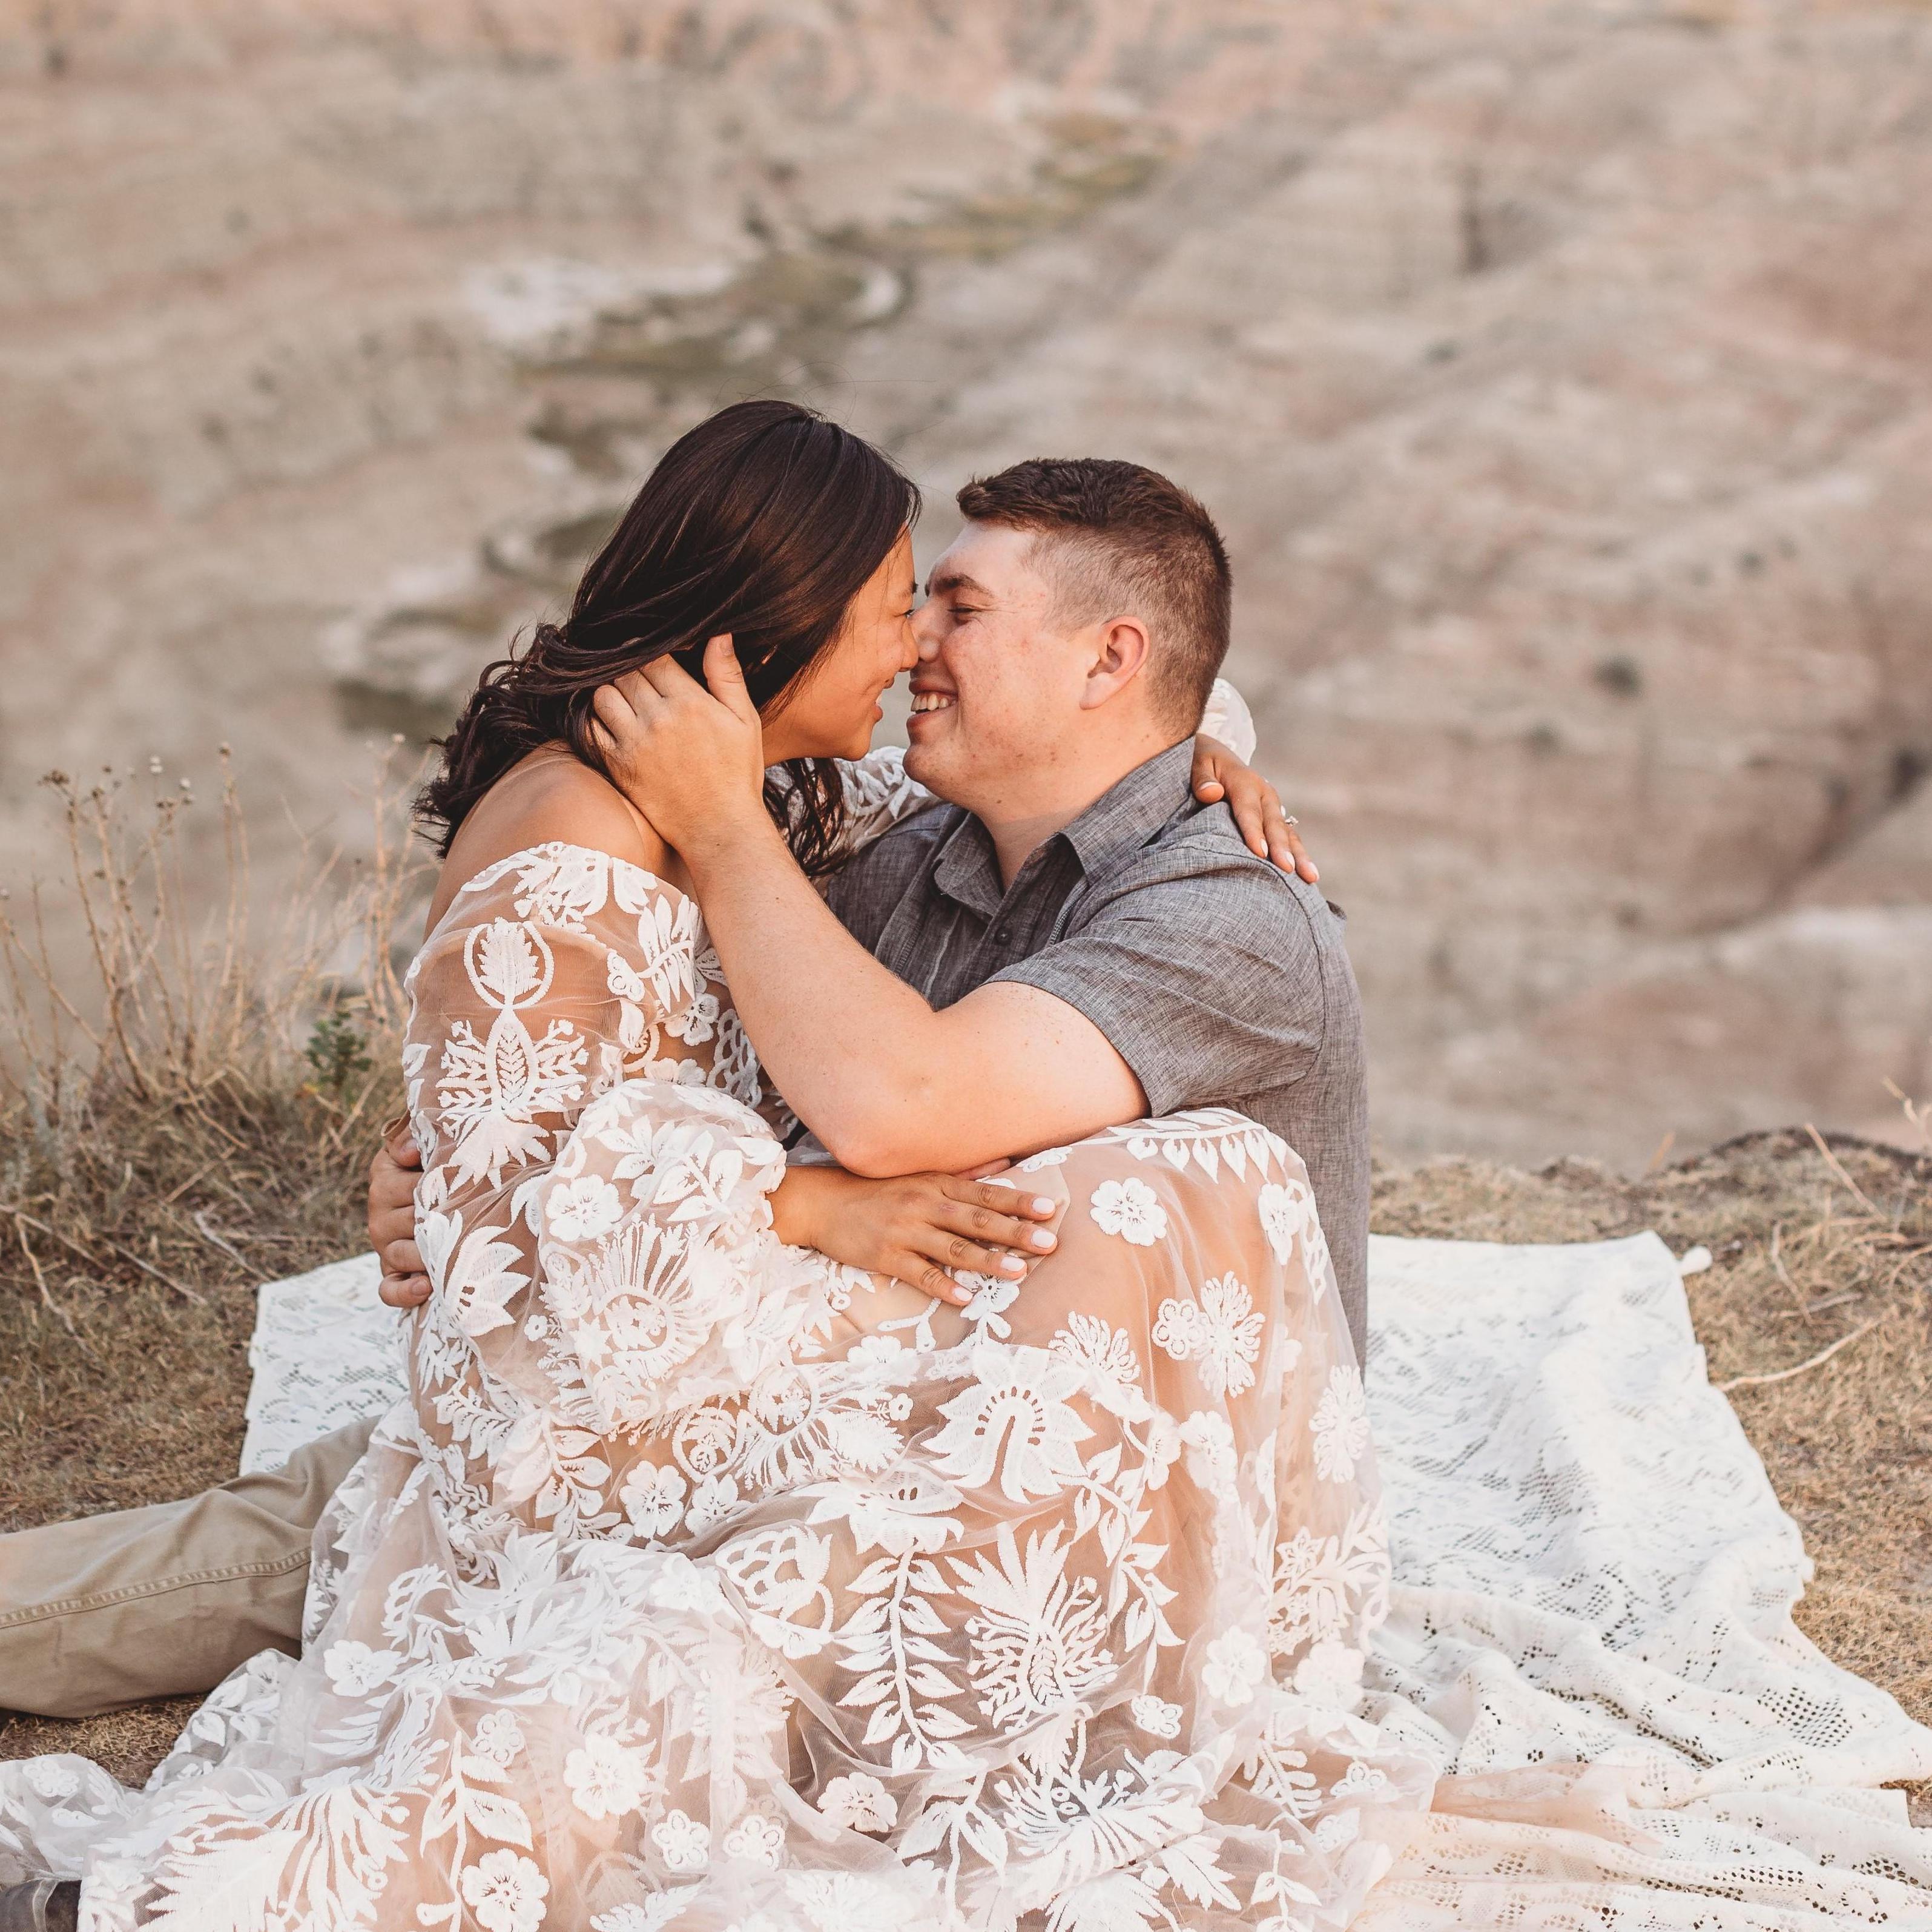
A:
[1, 0, 1927, 1165]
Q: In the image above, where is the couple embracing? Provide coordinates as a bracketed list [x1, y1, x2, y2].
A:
[0, 402, 1429, 1931]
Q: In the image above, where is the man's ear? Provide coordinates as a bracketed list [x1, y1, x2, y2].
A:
[1078, 615, 1153, 710]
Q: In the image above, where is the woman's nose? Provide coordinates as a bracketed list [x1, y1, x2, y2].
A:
[911, 600, 944, 657]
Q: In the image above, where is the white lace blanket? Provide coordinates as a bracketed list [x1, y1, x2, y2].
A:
[240, 1231, 1932, 1927]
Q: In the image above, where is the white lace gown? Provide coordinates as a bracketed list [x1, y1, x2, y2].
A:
[0, 715, 1432, 1932]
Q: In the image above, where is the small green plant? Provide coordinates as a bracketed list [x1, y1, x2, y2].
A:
[305, 1007, 373, 1101]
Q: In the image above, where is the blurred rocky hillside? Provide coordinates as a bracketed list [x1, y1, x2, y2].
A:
[2, 0, 1927, 1164]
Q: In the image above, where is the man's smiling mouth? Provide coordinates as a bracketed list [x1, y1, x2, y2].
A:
[909, 693, 956, 714]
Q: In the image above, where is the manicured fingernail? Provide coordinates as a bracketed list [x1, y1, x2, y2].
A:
[1000, 1256, 1024, 1274]
[1032, 1198, 1054, 1215]
[1029, 1230, 1056, 1251]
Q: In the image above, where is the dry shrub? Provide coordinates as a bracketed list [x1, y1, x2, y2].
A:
[0, 755, 425, 1522]
[0, 758, 429, 1780]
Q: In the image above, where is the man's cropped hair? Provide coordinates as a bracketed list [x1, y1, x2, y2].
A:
[955, 457, 1231, 728]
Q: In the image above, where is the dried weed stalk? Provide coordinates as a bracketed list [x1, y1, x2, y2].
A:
[0, 750, 429, 1515]
[1, 753, 417, 1142]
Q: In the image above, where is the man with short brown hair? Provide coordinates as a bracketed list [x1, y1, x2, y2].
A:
[953, 457, 1233, 729]
[591, 454, 1371, 1345]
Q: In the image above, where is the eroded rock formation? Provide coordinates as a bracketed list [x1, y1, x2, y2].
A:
[2, 0, 1926, 1161]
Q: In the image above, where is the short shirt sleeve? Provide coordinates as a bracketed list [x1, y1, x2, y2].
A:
[986, 841, 1328, 1116]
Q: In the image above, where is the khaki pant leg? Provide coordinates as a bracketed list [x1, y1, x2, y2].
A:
[0, 1417, 377, 1719]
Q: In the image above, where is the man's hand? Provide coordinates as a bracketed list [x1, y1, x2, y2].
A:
[590, 636, 770, 860]
[369, 1122, 429, 1310]
[1192, 736, 1317, 883]
[769, 1161, 1060, 1305]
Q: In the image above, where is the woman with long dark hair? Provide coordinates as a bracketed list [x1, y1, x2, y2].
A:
[5, 402, 1419, 1931]
[420, 396, 906, 882]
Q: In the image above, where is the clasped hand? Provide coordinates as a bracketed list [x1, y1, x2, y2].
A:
[368, 1125, 1058, 1311]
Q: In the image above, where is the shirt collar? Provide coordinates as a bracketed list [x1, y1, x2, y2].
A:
[931, 739, 1196, 916]
[931, 814, 1004, 918]
[1058, 740, 1197, 874]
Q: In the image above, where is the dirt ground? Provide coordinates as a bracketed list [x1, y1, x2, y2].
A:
[2, 1124, 1927, 1816]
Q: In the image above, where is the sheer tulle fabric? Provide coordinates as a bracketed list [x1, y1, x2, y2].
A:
[1, 830, 1426, 1930]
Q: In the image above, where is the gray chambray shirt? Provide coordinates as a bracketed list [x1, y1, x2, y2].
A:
[822, 739, 1371, 1364]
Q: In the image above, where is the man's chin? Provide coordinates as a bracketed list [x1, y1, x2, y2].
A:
[905, 739, 976, 806]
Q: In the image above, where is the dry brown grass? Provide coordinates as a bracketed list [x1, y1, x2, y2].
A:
[0, 780, 1925, 1806]
[0, 760, 423, 1782]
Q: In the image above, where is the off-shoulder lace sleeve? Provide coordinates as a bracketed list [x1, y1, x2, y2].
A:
[402, 845, 711, 1335]
[401, 845, 814, 1475]
[1200, 675, 1257, 760]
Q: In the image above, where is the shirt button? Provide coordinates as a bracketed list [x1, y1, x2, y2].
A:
[992, 925, 1010, 945]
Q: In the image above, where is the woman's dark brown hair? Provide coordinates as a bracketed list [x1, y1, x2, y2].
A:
[418, 400, 919, 872]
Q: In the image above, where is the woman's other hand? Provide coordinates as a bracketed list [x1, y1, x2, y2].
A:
[770, 1162, 1059, 1306]
[370, 1123, 430, 1310]
[1191, 735, 1317, 883]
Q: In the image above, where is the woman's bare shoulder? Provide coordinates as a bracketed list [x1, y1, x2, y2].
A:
[427, 750, 671, 929]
